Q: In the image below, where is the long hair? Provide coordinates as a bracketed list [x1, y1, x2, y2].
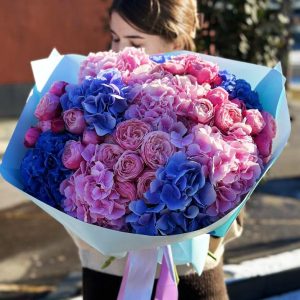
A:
[109, 0, 199, 51]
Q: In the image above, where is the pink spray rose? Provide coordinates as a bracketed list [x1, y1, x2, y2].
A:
[214, 103, 242, 132]
[115, 181, 137, 202]
[24, 127, 41, 147]
[254, 111, 276, 160]
[115, 119, 151, 150]
[191, 98, 214, 124]
[137, 170, 156, 198]
[62, 140, 84, 170]
[49, 81, 68, 97]
[95, 143, 124, 169]
[206, 87, 229, 106]
[141, 131, 175, 169]
[244, 109, 266, 135]
[35, 92, 61, 121]
[82, 129, 102, 145]
[63, 109, 86, 134]
[114, 151, 144, 182]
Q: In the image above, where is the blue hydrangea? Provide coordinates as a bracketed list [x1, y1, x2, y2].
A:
[60, 69, 129, 136]
[126, 152, 217, 235]
[21, 132, 78, 208]
[217, 70, 263, 110]
[149, 54, 167, 64]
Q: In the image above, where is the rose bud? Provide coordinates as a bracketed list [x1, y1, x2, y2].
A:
[24, 127, 41, 148]
[34, 92, 61, 121]
[49, 81, 68, 97]
[62, 140, 84, 170]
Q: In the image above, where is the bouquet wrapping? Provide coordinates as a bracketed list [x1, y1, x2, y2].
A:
[0, 48, 290, 300]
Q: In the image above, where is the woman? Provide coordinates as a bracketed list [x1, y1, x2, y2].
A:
[74, 1, 243, 299]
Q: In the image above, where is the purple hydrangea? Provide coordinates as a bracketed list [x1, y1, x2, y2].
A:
[60, 69, 129, 136]
[126, 152, 217, 235]
[82, 69, 129, 136]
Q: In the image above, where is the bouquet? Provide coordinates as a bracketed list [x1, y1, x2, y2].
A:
[0, 48, 290, 300]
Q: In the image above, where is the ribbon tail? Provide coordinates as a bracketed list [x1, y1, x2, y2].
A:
[155, 246, 178, 300]
[117, 248, 159, 300]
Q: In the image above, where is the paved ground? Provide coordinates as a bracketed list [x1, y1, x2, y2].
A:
[0, 100, 299, 299]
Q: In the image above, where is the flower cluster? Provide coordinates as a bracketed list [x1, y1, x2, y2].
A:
[21, 47, 277, 235]
[127, 152, 216, 235]
[21, 131, 78, 208]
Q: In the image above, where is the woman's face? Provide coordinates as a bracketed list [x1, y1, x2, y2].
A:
[110, 12, 176, 54]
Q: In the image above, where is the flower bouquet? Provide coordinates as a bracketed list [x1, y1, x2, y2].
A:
[0, 48, 290, 300]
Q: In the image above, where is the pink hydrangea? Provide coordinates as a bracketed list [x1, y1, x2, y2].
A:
[125, 78, 177, 131]
[79, 50, 118, 82]
[60, 147, 129, 230]
[116, 47, 153, 74]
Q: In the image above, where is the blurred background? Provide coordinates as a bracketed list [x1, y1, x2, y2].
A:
[0, 0, 299, 299]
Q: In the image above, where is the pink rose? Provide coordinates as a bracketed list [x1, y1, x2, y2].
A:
[51, 117, 65, 133]
[49, 81, 68, 96]
[184, 54, 219, 84]
[115, 119, 151, 150]
[231, 98, 247, 111]
[141, 131, 175, 169]
[161, 60, 185, 75]
[95, 143, 124, 169]
[82, 129, 102, 145]
[261, 111, 276, 139]
[37, 120, 52, 132]
[35, 92, 61, 121]
[254, 111, 276, 159]
[115, 181, 137, 201]
[206, 87, 229, 106]
[24, 127, 41, 147]
[137, 170, 156, 198]
[214, 103, 242, 132]
[244, 109, 265, 135]
[192, 98, 214, 124]
[114, 151, 144, 182]
[63, 109, 86, 134]
[62, 140, 84, 169]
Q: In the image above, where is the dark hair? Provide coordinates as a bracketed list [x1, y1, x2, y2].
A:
[109, 0, 199, 51]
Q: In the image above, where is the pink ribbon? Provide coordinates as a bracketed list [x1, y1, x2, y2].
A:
[117, 246, 178, 300]
[154, 249, 178, 300]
